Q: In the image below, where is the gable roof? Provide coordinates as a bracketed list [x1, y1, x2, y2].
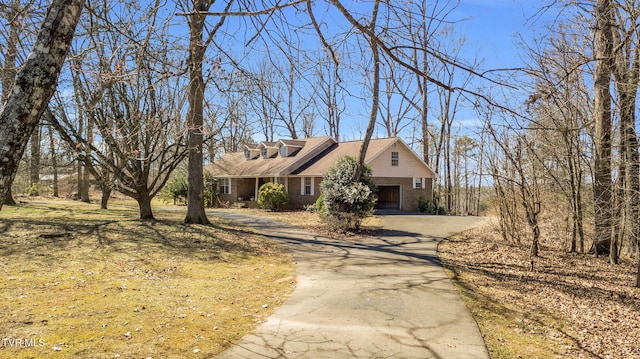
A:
[292, 137, 395, 176]
[208, 136, 336, 178]
[207, 136, 436, 178]
[294, 137, 436, 177]
[279, 139, 306, 147]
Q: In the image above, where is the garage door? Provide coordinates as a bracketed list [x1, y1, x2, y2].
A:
[376, 185, 400, 210]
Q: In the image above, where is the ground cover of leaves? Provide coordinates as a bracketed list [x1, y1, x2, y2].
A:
[0, 199, 295, 358]
[439, 220, 640, 359]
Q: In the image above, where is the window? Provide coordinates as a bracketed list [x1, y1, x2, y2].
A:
[413, 177, 423, 189]
[391, 152, 399, 166]
[261, 148, 268, 158]
[218, 178, 230, 194]
[301, 177, 314, 196]
[279, 146, 288, 157]
[244, 149, 252, 160]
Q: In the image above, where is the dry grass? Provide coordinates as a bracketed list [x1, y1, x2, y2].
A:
[225, 208, 382, 240]
[439, 219, 640, 359]
[0, 198, 295, 358]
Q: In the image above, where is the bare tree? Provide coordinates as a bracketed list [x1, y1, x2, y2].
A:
[181, 0, 233, 225]
[593, 0, 615, 256]
[487, 119, 542, 260]
[0, 0, 84, 211]
[314, 52, 344, 141]
[50, 0, 189, 219]
[0, 0, 38, 205]
[29, 126, 41, 190]
[611, 0, 640, 267]
[523, 20, 592, 254]
[46, 124, 59, 197]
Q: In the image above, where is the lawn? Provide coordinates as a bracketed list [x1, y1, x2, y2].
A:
[0, 198, 295, 358]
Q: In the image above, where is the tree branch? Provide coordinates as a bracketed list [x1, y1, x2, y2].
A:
[176, 0, 305, 17]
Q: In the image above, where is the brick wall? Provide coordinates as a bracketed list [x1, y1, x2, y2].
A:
[287, 176, 321, 209]
[373, 177, 433, 212]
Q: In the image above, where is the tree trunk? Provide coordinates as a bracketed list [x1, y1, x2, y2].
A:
[445, 128, 452, 214]
[29, 126, 41, 188]
[137, 190, 154, 220]
[420, 75, 429, 164]
[1, 1, 20, 207]
[2, 189, 17, 206]
[101, 187, 111, 210]
[593, 0, 614, 256]
[530, 223, 540, 258]
[637, 251, 640, 287]
[354, 22, 381, 183]
[81, 115, 92, 203]
[184, 0, 212, 225]
[612, 7, 640, 266]
[76, 156, 83, 200]
[0, 0, 84, 211]
[47, 124, 59, 197]
[576, 169, 585, 253]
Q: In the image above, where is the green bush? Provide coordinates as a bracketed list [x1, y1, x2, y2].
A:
[417, 195, 435, 214]
[257, 182, 288, 211]
[160, 174, 188, 205]
[203, 172, 219, 208]
[315, 193, 326, 214]
[28, 183, 39, 197]
[319, 156, 377, 231]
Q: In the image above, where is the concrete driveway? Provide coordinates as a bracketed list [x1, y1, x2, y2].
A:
[213, 211, 489, 359]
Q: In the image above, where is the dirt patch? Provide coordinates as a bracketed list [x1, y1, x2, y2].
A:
[439, 220, 640, 359]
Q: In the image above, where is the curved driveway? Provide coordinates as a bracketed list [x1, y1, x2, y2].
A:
[213, 211, 489, 359]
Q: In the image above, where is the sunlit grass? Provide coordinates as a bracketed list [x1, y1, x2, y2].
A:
[225, 207, 382, 238]
[0, 199, 295, 358]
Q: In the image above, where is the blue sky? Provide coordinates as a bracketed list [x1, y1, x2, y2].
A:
[455, 0, 551, 69]
[166, 1, 562, 144]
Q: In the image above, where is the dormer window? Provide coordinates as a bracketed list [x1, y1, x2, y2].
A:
[277, 139, 305, 157]
[279, 146, 288, 157]
[259, 141, 278, 158]
[243, 144, 260, 160]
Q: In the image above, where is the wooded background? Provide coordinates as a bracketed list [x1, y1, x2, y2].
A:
[1, 0, 639, 284]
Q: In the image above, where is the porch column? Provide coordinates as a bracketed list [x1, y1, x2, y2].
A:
[255, 178, 259, 200]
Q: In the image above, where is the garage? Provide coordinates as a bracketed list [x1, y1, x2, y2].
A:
[375, 185, 401, 210]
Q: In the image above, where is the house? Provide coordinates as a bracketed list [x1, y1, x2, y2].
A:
[206, 136, 436, 211]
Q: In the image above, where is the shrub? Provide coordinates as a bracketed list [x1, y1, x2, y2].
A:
[319, 156, 377, 231]
[28, 183, 39, 197]
[203, 172, 219, 208]
[161, 174, 188, 205]
[417, 195, 435, 214]
[315, 193, 326, 215]
[257, 182, 288, 211]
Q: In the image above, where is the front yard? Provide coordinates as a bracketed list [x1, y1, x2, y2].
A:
[0, 199, 295, 358]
